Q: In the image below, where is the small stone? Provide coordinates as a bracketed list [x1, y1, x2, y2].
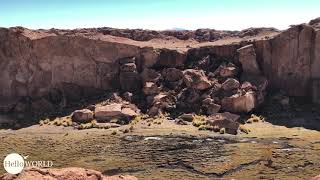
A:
[180, 113, 194, 122]
[175, 119, 188, 125]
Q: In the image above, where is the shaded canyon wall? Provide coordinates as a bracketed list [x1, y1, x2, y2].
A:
[0, 24, 320, 113]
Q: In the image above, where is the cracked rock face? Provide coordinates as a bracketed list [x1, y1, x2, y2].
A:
[237, 44, 261, 75]
[0, 167, 137, 180]
[1, 18, 320, 117]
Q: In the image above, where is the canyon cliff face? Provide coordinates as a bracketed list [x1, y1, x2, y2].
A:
[255, 22, 320, 103]
[0, 18, 319, 114]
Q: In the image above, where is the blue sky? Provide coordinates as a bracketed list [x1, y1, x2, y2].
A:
[1, 0, 319, 30]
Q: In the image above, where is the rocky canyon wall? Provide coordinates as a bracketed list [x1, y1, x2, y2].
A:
[0, 19, 320, 113]
[254, 24, 320, 103]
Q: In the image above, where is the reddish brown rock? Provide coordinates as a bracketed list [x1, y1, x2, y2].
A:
[237, 44, 261, 75]
[94, 103, 122, 121]
[178, 88, 200, 103]
[121, 107, 138, 117]
[215, 63, 238, 78]
[0, 167, 137, 180]
[241, 75, 268, 92]
[140, 47, 160, 68]
[221, 78, 240, 91]
[162, 68, 183, 82]
[119, 72, 141, 92]
[207, 112, 240, 135]
[183, 69, 212, 90]
[148, 93, 176, 116]
[311, 174, 320, 180]
[140, 68, 161, 83]
[240, 82, 255, 92]
[221, 91, 256, 113]
[72, 109, 94, 123]
[204, 103, 221, 115]
[158, 49, 186, 68]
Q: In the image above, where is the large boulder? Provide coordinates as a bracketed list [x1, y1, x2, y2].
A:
[148, 93, 176, 116]
[72, 109, 94, 123]
[183, 69, 212, 90]
[95, 103, 139, 121]
[241, 75, 268, 91]
[237, 44, 261, 75]
[221, 91, 256, 113]
[202, 98, 221, 115]
[0, 167, 137, 180]
[241, 75, 268, 105]
[121, 107, 138, 117]
[94, 103, 122, 121]
[178, 88, 199, 103]
[207, 112, 240, 135]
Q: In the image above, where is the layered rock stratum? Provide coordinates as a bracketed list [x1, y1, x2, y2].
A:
[0, 18, 320, 119]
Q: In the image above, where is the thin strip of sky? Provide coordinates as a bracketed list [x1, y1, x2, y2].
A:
[1, 0, 319, 30]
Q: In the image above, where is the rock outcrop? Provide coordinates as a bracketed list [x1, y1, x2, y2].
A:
[0, 167, 137, 180]
[1, 17, 320, 120]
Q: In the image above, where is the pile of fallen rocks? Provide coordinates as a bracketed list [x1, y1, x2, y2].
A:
[72, 94, 140, 124]
[66, 44, 268, 134]
[135, 44, 268, 117]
